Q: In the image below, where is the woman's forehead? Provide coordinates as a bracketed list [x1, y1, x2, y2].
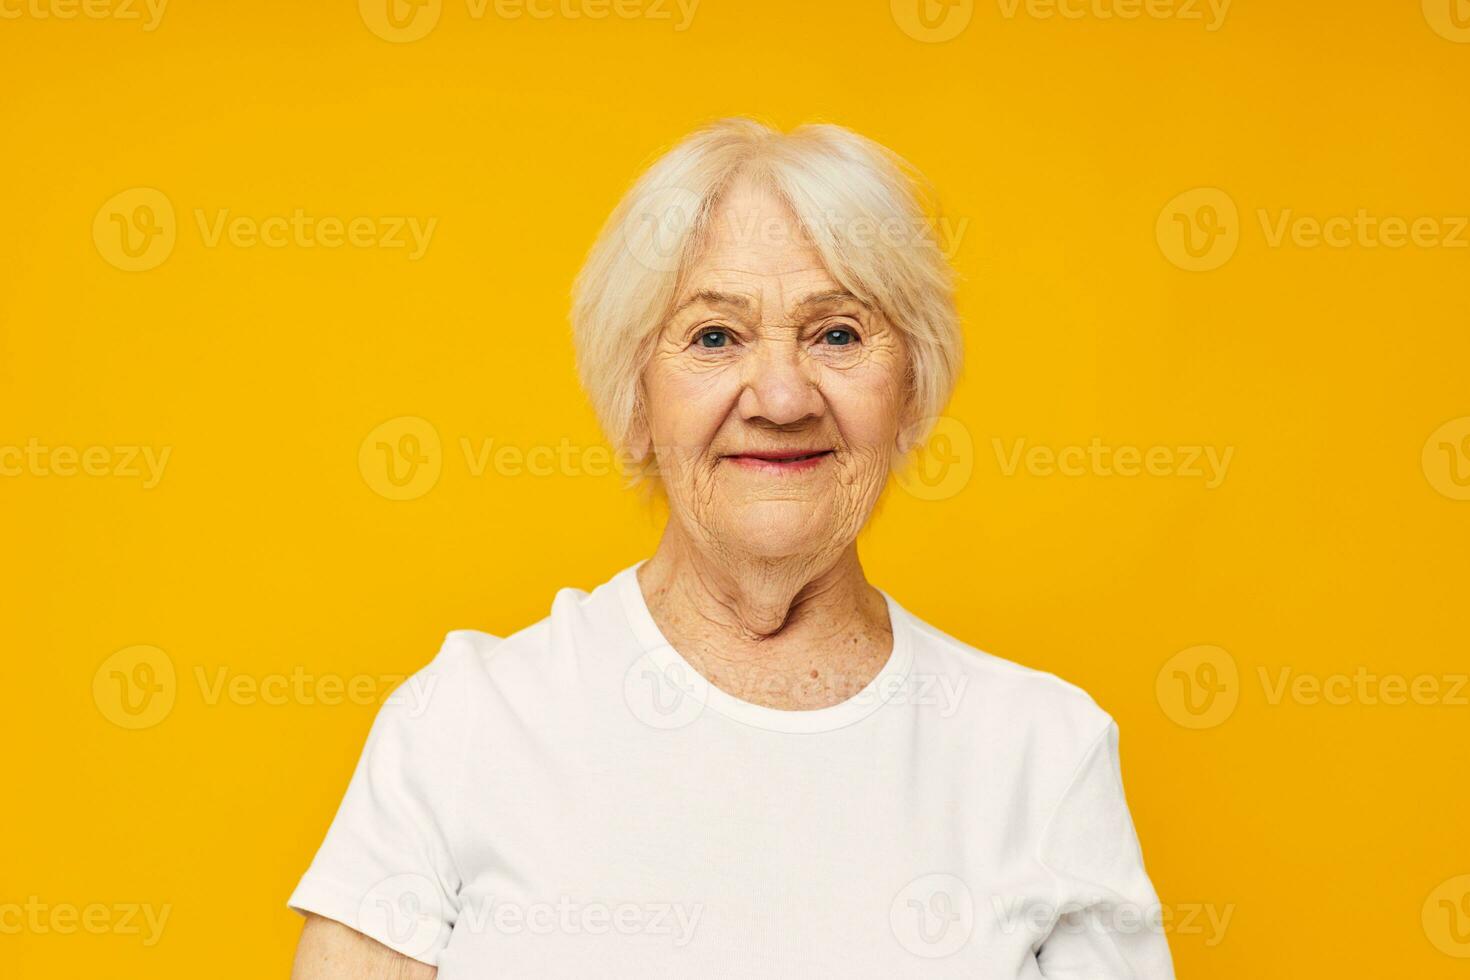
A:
[671, 269, 864, 319]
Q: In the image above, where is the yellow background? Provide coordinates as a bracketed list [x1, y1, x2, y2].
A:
[3, 0, 1469, 975]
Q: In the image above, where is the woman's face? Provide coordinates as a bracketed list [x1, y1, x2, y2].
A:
[637, 176, 911, 561]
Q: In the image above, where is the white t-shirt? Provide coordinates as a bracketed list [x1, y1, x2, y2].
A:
[289, 561, 1175, 978]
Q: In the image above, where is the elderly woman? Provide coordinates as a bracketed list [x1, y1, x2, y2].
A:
[288, 119, 1174, 979]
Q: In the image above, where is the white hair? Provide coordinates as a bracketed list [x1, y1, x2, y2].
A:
[571, 117, 962, 480]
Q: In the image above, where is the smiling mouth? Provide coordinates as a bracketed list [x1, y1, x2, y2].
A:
[723, 450, 834, 472]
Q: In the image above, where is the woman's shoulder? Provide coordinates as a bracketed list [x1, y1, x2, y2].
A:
[896, 602, 1115, 738]
[405, 573, 628, 698]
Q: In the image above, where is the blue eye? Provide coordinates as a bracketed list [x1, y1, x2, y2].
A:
[822, 328, 856, 346]
[697, 329, 729, 348]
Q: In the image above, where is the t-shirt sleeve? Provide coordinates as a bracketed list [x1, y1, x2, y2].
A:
[1034, 718, 1176, 979]
[287, 633, 488, 966]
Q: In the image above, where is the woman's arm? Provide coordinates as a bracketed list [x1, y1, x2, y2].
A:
[291, 913, 437, 980]
[1035, 720, 1175, 978]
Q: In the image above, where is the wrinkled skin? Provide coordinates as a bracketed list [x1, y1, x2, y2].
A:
[633, 175, 912, 705]
[636, 176, 910, 571]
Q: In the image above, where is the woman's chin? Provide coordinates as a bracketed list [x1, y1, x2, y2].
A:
[719, 503, 840, 559]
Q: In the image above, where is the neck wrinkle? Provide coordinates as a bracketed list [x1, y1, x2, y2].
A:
[638, 520, 881, 658]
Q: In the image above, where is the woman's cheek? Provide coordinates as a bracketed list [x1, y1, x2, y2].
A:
[659, 365, 734, 458]
[827, 368, 905, 449]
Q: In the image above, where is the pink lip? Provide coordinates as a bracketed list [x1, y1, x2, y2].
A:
[724, 450, 833, 473]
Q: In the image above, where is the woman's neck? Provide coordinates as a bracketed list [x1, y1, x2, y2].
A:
[636, 525, 893, 710]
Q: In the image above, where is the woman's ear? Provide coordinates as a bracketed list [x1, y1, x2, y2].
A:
[625, 394, 652, 465]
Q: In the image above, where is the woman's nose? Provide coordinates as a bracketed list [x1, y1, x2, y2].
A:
[736, 338, 825, 427]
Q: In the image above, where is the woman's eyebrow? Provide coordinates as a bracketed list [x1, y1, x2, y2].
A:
[669, 288, 867, 323]
[671, 289, 753, 317]
[791, 290, 869, 315]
